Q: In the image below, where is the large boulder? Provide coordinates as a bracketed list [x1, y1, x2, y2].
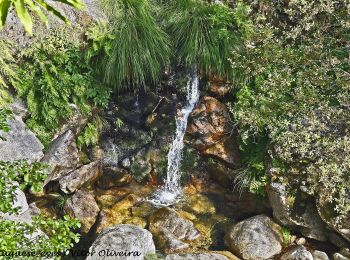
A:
[42, 130, 81, 185]
[149, 207, 200, 252]
[224, 215, 283, 260]
[64, 190, 100, 234]
[280, 246, 313, 260]
[59, 161, 101, 194]
[268, 181, 328, 241]
[0, 115, 44, 162]
[187, 96, 240, 167]
[87, 224, 155, 260]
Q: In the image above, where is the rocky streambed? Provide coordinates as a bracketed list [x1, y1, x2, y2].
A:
[0, 79, 349, 260]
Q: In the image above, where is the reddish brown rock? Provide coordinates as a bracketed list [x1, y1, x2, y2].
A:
[187, 97, 240, 167]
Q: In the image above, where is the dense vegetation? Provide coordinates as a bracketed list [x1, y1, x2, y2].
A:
[0, 0, 349, 257]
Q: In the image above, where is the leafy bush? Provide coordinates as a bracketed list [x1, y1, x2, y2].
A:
[0, 40, 18, 104]
[0, 216, 80, 257]
[162, 0, 242, 79]
[101, 0, 171, 90]
[0, 160, 47, 214]
[16, 29, 109, 145]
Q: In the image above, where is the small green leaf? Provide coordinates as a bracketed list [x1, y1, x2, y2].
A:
[13, 0, 33, 35]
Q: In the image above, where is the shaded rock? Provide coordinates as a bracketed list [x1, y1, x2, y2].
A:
[207, 76, 231, 97]
[187, 96, 240, 167]
[42, 130, 81, 185]
[268, 181, 328, 241]
[97, 166, 132, 189]
[329, 232, 350, 248]
[0, 116, 44, 162]
[64, 190, 99, 234]
[340, 249, 350, 258]
[224, 215, 283, 260]
[59, 161, 101, 194]
[313, 250, 329, 260]
[165, 252, 233, 260]
[9, 98, 29, 119]
[280, 246, 313, 260]
[87, 224, 155, 260]
[149, 207, 200, 252]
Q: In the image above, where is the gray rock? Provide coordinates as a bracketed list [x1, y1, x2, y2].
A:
[224, 214, 283, 260]
[1, 202, 40, 224]
[268, 182, 328, 241]
[281, 246, 313, 260]
[87, 224, 155, 260]
[42, 130, 81, 185]
[9, 98, 29, 119]
[313, 250, 329, 260]
[59, 161, 101, 194]
[0, 116, 44, 162]
[165, 253, 230, 260]
[340, 249, 350, 258]
[149, 207, 200, 252]
[64, 190, 100, 234]
[333, 253, 350, 260]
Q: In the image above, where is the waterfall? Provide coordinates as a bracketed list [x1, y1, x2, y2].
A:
[150, 73, 200, 206]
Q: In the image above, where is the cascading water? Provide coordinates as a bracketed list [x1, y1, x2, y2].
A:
[149, 73, 200, 206]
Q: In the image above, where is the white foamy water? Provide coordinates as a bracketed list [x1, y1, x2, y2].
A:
[149, 73, 200, 206]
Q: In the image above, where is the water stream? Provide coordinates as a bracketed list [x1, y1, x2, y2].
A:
[149, 73, 200, 206]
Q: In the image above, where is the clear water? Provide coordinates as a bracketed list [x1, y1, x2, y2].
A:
[149, 73, 200, 206]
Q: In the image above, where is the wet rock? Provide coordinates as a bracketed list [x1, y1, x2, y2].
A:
[224, 215, 283, 260]
[313, 250, 329, 260]
[87, 224, 155, 260]
[187, 96, 240, 167]
[280, 246, 313, 260]
[165, 252, 235, 260]
[64, 190, 100, 234]
[268, 181, 328, 241]
[0, 115, 44, 162]
[149, 207, 200, 252]
[95, 194, 143, 233]
[97, 166, 132, 189]
[59, 161, 101, 194]
[42, 130, 81, 185]
[185, 194, 216, 215]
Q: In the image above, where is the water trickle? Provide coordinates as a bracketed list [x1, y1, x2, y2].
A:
[150, 73, 200, 206]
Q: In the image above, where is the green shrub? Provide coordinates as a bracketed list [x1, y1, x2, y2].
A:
[280, 226, 292, 246]
[16, 29, 109, 145]
[101, 0, 171, 90]
[162, 0, 242, 79]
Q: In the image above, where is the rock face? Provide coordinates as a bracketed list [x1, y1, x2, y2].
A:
[64, 190, 100, 234]
[187, 96, 239, 167]
[87, 224, 155, 260]
[0, 116, 44, 162]
[149, 207, 200, 252]
[268, 181, 328, 241]
[280, 246, 313, 260]
[59, 161, 101, 194]
[224, 215, 283, 260]
[0, 0, 106, 46]
[42, 130, 81, 185]
[165, 253, 232, 260]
